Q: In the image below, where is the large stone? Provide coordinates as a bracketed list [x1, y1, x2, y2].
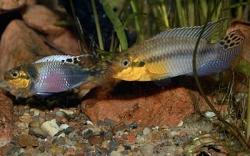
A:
[81, 81, 225, 127]
[0, 0, 26, 14]
[22, 4, 87, 55]
[0, 89, 14, 148]
[0, 19, 58, 76]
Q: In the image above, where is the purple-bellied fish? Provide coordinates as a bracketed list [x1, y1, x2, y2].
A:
[4, 55, 103, 95]
[107, 18, 245, 81]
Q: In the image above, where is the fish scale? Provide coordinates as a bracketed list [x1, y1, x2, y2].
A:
[108, 19, 245, 81]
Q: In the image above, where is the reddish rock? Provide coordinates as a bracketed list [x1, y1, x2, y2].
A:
[0, 0, 26, 14]
[88, 135, 104, 146]
[22, 4, 87, 54]
[0, 89, 14, 148]
[226, 19, 250, 62]
[0, 19, 58, 76]
[82, 82, 225, 126]
[82, 82, 225, 127]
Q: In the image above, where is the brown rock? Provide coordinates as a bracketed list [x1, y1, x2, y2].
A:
[0, 144, 12, 156]
[0, 89, 13, 147]
[0, 0, 26, 14]
[226, 19, 250, 62]
[0, 19, 58, 77]
[18, 135, 39, 147]
[82, 82, 226, 127]
[22, 4, 87, 55]
[0, 124, 13, 148]
[88, 135, 104, 146]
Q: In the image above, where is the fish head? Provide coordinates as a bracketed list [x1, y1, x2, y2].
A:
[4, 66, 32, 89]
[107, 53, 147, 81]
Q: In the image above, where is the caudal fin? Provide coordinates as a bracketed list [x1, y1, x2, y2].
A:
[218, 29, 245, 68]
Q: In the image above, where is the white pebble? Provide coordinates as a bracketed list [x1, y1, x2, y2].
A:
[86, 120, 94, 125]
[110, 151, 122, 156]
[60, 124, 69, 130]
[41, 119, 60, 136]
[177, 121, 183, 127]
[30, 108, 40, 116]
[205, 111, 216, 118]
[143, 127, 151, 135]
[59, 109, 75, 115]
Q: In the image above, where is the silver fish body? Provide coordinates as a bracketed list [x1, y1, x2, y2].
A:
[4, 55, 99, 95]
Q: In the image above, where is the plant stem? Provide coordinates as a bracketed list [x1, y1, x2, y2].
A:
[91, 0, 104, 50]
[187, 0, 194, 26]
[130, 0, 142, 40]
[247, 77, 250, 141]
[176, 0, 187, 27]
[200, 0, 208, 20]
[237, 0, 243, 19]
[192, 0, 250, 150]
[69, 0, 89, 53]
[160, 0, 169, 28]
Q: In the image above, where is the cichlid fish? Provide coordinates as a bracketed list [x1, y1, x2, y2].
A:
[107, 18, 245, 81]
[4, 55, 102, 95]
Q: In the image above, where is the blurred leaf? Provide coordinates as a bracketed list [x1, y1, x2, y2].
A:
[54, 20, 74, 26]
[223, 2, 250, 10]
[123, 12, 144, 28]
[235, 59, 250, 74]
[95, 49, 116, 60]
[100, 0, 128, 51]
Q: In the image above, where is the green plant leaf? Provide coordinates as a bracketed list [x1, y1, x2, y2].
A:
[100, 0, 128, 51]
[224, 2, 250, 10]
[235, 59, 250, 74]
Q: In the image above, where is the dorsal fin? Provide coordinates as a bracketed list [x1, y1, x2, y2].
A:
[33, 54, 92, 66]
[34, 54, 90, 63]
[147, 18, 227, 43]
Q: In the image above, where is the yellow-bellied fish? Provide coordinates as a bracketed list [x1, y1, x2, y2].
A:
[107, 18, 245, 81]
[4, 55, 102, 95]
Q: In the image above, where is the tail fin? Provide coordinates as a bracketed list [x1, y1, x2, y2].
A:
[218, 30, 245, 68]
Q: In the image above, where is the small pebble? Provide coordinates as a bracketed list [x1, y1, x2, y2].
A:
[18, 135, 39, 147]
[110, 151, 122, 156]
[129, 122, 137, 130]
[50, 145, 66, 155]
[52, 136, 66, 145]
[65, 127, 75, 135]
[56, 111, 68, 118]
[41, 119, 60, 137]
[104, 118, 119, 128]
[82, 129, 94, 139]
[104, 129, 113, 141]
[29, 127, 48, 139]
[109, 141, 119, 151]
[87, 120, 94, 125]
[29, 120, 40, 128]
[102, 140, 110, 149]
[88, 135, 104, 146]
[143, 127, 151, 135]
[60, 124, 69, 130]
[59, 108, 75, 115]
[117, 144, 125, 152]
[113, 122, 128, 134]
[205, 111, 216, 118]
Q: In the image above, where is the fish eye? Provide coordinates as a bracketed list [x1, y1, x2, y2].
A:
[11, 70, 19, 78]
[121, 58, 130, 68]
